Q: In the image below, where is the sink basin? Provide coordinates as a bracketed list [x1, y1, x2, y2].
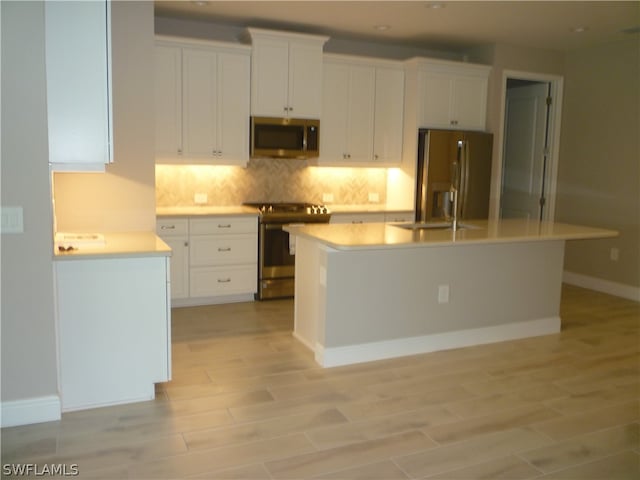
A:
[392, 222, 480, 231]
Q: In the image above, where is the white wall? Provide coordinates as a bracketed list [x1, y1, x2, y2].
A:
[1, 1, 59, 414]
[556, 38, 640, 293]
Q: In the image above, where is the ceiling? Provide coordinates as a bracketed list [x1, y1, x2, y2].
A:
[154, 1, 640, 53]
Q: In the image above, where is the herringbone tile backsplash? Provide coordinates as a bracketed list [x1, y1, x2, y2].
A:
[155, 158, 388, 206]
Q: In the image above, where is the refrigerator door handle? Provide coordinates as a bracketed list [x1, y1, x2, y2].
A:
[459, 140, 470, 218]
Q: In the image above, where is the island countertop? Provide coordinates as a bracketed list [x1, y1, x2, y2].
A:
[285, 218, 618, 250]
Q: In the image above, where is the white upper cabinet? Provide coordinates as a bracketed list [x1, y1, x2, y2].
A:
[415, 59, 490, 131]
[45, 1, 112, 172]
[246, 28, 328, 118]
[154, 37, 250, 165]
[155, 45, 182, 159]
[320, 55, 404, 166]
[373, 66, 405, 163]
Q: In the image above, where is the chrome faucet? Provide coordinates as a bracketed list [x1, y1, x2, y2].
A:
[449, 159, 460, 232]
[449, 184, 458, 232]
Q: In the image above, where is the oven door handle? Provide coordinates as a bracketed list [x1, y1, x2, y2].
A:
[264, 224, 285, 231]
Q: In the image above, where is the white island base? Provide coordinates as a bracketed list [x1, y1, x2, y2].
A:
[294, 236, 567, 367]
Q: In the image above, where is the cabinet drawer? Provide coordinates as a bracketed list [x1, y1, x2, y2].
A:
[190, 234, 257, 266]
[190, 265, 257, 297]
[156, 218, 188, 236]
[189, 216, 258, 235]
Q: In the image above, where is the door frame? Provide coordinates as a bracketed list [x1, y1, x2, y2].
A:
[493, 69, 564, 222]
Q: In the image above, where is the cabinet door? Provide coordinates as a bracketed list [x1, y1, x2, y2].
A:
[163, 237, 189, 300]
[182, 48, 218, 159]
[154, 45, 182, 159]
[451, 75, 488, 131]
[250, 38, 290, 117]
[320, 62, 350, 161]
[288, 42, 324, 118]
[419, 70, 453, 129]
[346, 65, 376, 163]
[45, 1, 112, 170]
[373, 67, 404, 164]
[218, 53, 250, 162]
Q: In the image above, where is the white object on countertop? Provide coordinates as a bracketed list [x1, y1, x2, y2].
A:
[55, 232, 106, 248]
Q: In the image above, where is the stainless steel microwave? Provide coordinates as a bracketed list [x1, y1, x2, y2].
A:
[250, 117, 319, 159]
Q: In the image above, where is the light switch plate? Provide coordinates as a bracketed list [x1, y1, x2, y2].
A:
[322, 193, 334, 203]
[1, 206, 24, 234]
[368, 192, 380, 203]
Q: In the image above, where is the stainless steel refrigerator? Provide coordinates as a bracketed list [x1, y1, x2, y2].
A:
[415, 129, 493, 222]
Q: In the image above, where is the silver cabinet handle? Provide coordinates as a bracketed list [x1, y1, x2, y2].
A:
[217, 224, 231, 228]
[177, 149, 183, 155]
[217, 278, 231, 283]
[160, 225, 175, 230]
[218, 247, 231, 252]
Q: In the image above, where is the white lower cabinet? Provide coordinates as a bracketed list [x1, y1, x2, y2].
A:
[55, 256, 171, 411]
[157, 215, 258, 305]
[156, 218, 189, 300]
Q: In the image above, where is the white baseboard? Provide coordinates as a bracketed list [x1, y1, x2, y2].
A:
[1, 395, 61, 427]
[315, 317, 560, 368]
[563, 271, 640, 302]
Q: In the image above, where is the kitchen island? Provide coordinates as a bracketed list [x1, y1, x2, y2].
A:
[285, 219, 617, 367]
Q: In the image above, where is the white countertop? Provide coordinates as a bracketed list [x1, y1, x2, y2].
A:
[156, 205, 259, 217]
[285, 219, 618, 250]
[156, 205, 411, 217]
[54, 232, 171, 261]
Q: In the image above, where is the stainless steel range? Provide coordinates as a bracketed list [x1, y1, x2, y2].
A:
[244, 202, 331, 300]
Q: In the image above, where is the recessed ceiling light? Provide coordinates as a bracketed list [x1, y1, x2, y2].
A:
[374, 24, 391, 32]
[570, 26, 589, 33]
[425, 2, 446, 9]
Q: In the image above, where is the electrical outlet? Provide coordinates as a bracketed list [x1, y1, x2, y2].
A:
[368, 192, 380, 203]
[438, 284, 450, 304]
[194, 193, 208, 204]
[1, 206, 24, 234]
[322, 193, 334, 203]
[610, 247, 620, 262]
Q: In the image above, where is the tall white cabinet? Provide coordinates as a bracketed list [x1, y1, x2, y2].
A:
[45, 0, 112, 171]
[320, 55, 404, 166]
[154, 37, 251, 165]
[245, 28, 329, 119]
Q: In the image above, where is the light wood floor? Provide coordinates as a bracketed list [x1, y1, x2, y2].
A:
[2, 284, 639, 479]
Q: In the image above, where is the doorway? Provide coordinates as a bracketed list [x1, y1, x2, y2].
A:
[497, 71, 563, 221]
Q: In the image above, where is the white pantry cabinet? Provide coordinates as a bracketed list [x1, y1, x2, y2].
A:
[154, 37, 250, 165]
[320, 55, 404, 166]
[246, 28, 328, 118]
[156, 218, 189, 300]
[411, 58, 490, 131]
[45, 0, 112, 171]
[55, 255, 171, 411]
